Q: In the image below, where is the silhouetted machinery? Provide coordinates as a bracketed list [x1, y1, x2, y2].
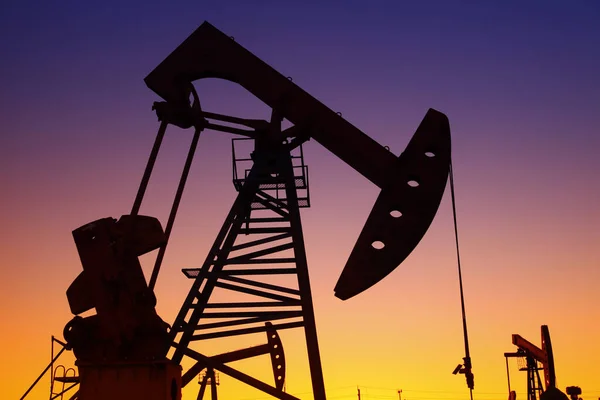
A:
[504, 325, 580, 400]
[23, 22, 453, 400]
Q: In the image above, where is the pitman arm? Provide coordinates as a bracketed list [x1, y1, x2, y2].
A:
[144, 21, 451, 300]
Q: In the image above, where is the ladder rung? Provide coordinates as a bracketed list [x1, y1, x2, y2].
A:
[221, 268, 297, 275]
[227, 242, 294, 263]
[225, 257, 296, 265]
[219, 274, 300, 295]
[191, 321, 304, 341]
[215, 281, 299, 302]
[230, 233, 292, 251]
[200, 310, 303, 319]
[242, 217, 289, 223]
[205, 301, 301, 308]
[241, 227, 291, 234]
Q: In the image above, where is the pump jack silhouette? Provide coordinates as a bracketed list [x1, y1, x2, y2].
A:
[22, 21, 454, 400]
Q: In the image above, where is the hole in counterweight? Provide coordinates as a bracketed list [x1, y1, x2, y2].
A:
[371, 241, 385, 250]
[390, 210, 402, 218]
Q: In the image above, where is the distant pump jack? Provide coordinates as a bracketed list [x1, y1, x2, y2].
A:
[504, 325, 580, 400]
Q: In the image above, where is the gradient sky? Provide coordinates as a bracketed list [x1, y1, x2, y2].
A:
[2, 1, 600, 399]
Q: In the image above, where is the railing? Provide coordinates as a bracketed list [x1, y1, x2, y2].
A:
[20, 336, 79, 400]
[231, 138, 310, 208]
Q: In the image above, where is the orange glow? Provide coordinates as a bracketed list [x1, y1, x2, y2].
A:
[3, 2, 600, 399]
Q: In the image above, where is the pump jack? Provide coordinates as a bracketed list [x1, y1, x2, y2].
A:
[504, 325, 578, 400]
[22, 21, 452, 400]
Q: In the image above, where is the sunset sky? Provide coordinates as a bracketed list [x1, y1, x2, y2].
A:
[2, 1, 600, 399]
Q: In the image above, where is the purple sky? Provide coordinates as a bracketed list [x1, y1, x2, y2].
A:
[2, 1, 600, 398]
